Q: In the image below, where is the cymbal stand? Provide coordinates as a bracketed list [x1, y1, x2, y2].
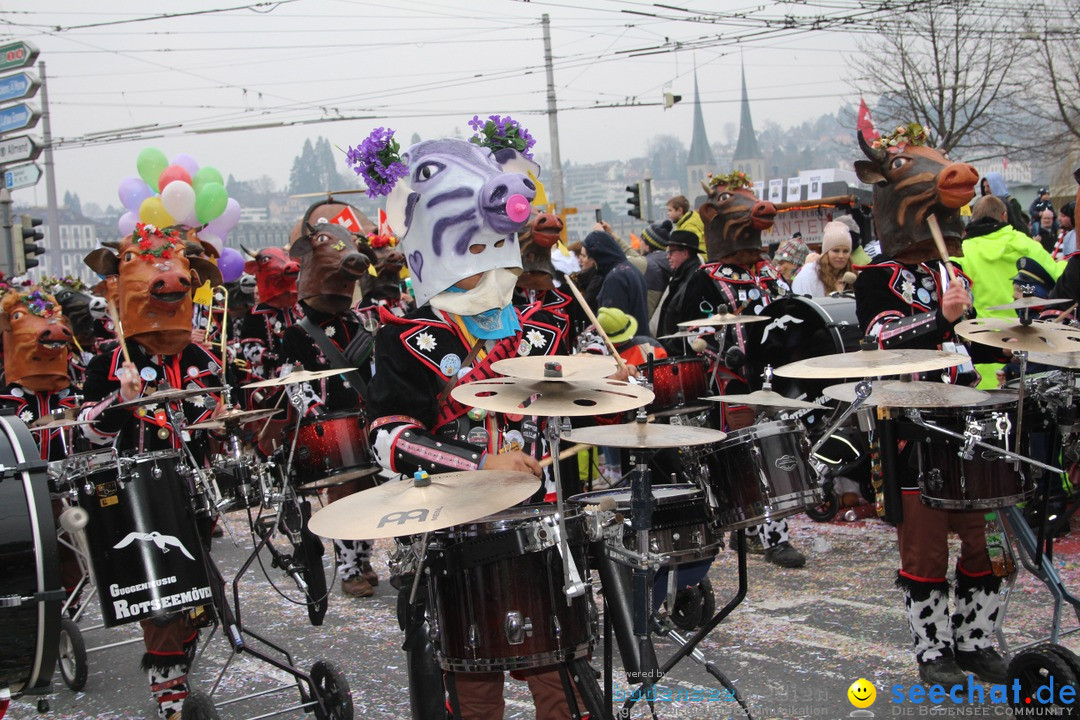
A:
[807, 380, 873, 475]
[543, 414, 589, 602]
[903, 411, 1062, 476]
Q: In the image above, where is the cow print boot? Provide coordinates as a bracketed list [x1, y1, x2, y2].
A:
[898, 576, 964, 687]
[953, 573, 1007, 683]
[336, 539, 373, 598]
[146, 660, 190, 720]
[760, 518, 806, 569]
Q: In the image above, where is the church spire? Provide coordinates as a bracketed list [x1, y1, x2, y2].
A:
[732, 61, 762, 162]
[686, 71, 714, 167]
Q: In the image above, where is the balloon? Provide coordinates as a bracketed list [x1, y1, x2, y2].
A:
[170, 153, 200, 178]
[204, 198, 241, 236]
[136, 147, 169, 189]
[118, 211, 137, 237]
[118, 176, 155, 214]
[161, 180, 196, 224]
[157, 164, 192, 192]
[195, 182, 228, 224]
[198, 231, 223, 255]
[218, 247, 245, 283]
[139, 196, 175, 228]
[192, 166, 224, 194]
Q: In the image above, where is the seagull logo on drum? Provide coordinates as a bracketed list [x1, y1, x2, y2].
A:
[113, 531, 196, 561]
[760, 314, 803, 345]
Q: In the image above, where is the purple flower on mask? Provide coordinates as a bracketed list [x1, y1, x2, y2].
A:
[346, 127, 409, 198]
[468, 114, 536, 160]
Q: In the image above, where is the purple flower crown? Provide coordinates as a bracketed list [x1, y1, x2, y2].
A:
[468, 114, 535, 159]
[346, 127, 409, 198]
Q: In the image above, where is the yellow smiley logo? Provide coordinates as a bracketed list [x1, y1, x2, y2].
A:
[847, 678, 876, 708]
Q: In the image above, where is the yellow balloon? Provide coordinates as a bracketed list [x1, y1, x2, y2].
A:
[139, 196, 175, 228]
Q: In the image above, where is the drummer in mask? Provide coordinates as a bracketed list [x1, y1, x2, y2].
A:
[79, 223, 223, 720]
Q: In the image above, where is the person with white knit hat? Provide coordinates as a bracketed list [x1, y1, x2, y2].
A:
[791, 220, 855, 296]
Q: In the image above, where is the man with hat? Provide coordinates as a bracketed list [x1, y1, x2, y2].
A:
[1013, 256, 1057, 301]
[656, 229, 704, 342]
[1029, 187, 1055, 238]
[640, 219, 674, 319]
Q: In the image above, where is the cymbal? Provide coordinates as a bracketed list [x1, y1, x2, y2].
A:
[987, 297, 1072, 311]
[955, 318, 1080, 354]
[30, 416, 93, 431]
[296, 466, 382, 492]
[704, 390, 828, 410]
[678, 313, 770, 328]
[113, 386, 223, 410]
[650, 403, 714, 419]
[658, 330, 711, 340]
[451, 378, 653, 417]
[1026, 351, 1080, 369]
[823, 380, 990, 408]
[773, 349, 968, 379]
[565, 422, 726, 449]
[308, 470, 540, 540]
[490, 355, 619, 382]
[242, 368, 350, 389]
[187, 408, 282, 431]
[31, 408, 78, 427]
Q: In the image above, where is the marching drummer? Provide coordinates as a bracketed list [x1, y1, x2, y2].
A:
[851, 127, 1009, 687]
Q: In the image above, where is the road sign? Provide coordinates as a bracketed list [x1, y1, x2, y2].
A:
[0, 134, 40, 164]
[0, 71, 39, 104]
[0, 103, 39, 135]
[4, 162, 41, 190]
[0, 41, 39, 74]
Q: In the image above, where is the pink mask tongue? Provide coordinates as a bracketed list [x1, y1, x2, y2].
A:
[505, 194, 531, 224]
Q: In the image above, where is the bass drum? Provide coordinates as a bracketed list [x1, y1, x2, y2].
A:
[0, 415, 62, 695]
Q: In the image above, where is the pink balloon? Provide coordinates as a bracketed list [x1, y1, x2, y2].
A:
[118, 211, 137, 237]
[170, 153, 200, 178]
[204, 198, 241, 236]
[117, 177, 154, 214]
[158, 164, 192, 192]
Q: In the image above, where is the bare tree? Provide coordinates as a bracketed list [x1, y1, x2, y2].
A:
[850, 0, 1021, 156]
[1016, 4, 1080, 145]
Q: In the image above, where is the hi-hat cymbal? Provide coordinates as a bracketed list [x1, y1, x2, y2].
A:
[490, 355, 618, 382]
[113, 386, 223, 410]
[658, 330, 711, 340]
[1026, 351, 1080, 369]
[678, 313, 770, 328]
[296, 466, 382, 493]
[30, 416, 93, 431]
[187, 407, 282, 431]
[773, 349, 968, 379]
[565, 422, 726, 449]
[823, 380, 990, 408]
[704, 390, 828, 410]
[955, 318, 1080, 354]
[308, 470, 540, 540]
[451, 378, 653, 417]
[242, 368, 351, 389]
[987, 297, 1071, 312]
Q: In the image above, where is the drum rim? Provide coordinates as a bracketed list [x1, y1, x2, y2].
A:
[650, 356, 708, 368]
[437, 505, 580, 535]
[718, 418, 804, 444]
[568, 483, 702, 505]
[297, 409, 367, 426]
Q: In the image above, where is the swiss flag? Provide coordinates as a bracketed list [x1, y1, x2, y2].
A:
[378, 208, 392, 236]
[329, 206, 363, 233]
[857, 98, 879, 141]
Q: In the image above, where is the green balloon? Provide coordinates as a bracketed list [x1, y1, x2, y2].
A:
[195, 182, 228, 224]
[136, 148, 169, 189]
[192, 166, 224, 195]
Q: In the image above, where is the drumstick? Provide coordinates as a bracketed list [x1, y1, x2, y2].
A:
[1054, 304, 1077, 323]
[106, 300, 132, 366]
[564, 278, 629, 373]
[926, 214, 957, 282]
[539, 443, 590, 469]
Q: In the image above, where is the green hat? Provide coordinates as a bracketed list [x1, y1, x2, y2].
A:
[597, 307, 637, 345]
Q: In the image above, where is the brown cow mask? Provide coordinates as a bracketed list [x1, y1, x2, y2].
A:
[516, 212, 562, 291]
[854, 131, 978, 259]
[290, 221, 374, 314]
[0, 289, 72, 392]
[699, 186, 777, 262]
[84, 223, 222, 356]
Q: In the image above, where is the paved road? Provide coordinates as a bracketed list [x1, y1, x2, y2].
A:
[9, 509, 1080, 720]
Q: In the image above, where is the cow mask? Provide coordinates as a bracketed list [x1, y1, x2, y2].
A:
[242, 246, 298, 309]
[290, 217, 374, 315]
[698, 185, 777, 262]
[0, 289, 72, 392]
[84, 223, 222, 356]
[517, 212, 562, 291]
[854, 131, 978, 259]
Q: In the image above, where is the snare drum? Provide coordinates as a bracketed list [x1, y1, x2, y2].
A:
[290, 410, 376, 491]
[919, 391, 1033, 510]
[0, 415, 62, 694]
[704, 419, 821, 530]
[426, 506, 594, 672]
[74, 450, 212, 627]
[648, 357, 710, 416]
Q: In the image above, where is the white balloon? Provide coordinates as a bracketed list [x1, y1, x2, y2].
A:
[161, 180, 196, 225]
[198, 231, 223, 255]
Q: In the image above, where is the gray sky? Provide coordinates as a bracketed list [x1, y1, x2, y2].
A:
[3, 0, 863, 212]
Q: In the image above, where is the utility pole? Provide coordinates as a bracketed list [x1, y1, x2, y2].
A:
[39, 60, 60, 274]
[541, 14, 564, 211]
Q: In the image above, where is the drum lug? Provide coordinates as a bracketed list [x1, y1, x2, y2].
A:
[505, 611, 533, 645]
[924, 468, 944, 492]
[426, 609, 440, 642]
[550, 615, 560, 641]
[468, 622, 481, 650]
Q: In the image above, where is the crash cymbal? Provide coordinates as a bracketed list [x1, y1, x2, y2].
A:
[1026, 351, 1080, 369]
[565, 421, 726, 449]
[30, 408, 78, 427]
[678, 313, 770, 328]
[30, 416, 93, 431]
[296, 466, 382, 493]
[773, 348, 968, 379]
[823, 380, 990, 408]
[987, 297, 1071, 312]
[704, 390, 828, 410]
[490, 355, 619, 382]
[451, 378, 653, 417]
[242, 368, 351, 389]
[955, 318, 1080, 354]
[658, 330, 712, 340]
[650, 403, 714, 419]
[112, 386, 223, 410]
[308, 470, 540, 540]
[187, 408, 282, 431]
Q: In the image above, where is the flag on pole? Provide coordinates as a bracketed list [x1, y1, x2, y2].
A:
[857, 98, 879, 141]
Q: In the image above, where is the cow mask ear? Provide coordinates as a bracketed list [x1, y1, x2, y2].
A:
[854, 160, 886, 186]
[697, 201, 718, 226]
[493, 148, 541, 180]
[84, 248, 120, 277]
[189, 257, 223, 289]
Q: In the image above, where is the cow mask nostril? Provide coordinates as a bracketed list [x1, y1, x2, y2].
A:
[489, 186, 508, 204]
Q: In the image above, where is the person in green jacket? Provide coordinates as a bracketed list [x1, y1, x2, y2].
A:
[952, 194, 1066, 387]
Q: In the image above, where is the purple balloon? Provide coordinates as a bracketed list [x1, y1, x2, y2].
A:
[170, 153, 200, 179]
[205, 198, 241, 236]
[117, 177, 154, 214]
[218, 247, 245, 283]
[118, 211, 137, 237]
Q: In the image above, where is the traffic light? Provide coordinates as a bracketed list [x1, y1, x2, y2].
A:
[13, 214, 44, 273]
[626, 183, 642, 220]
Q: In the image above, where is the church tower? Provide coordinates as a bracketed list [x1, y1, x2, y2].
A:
[732, 62, 765, 183]
[685, 71, 715, 200]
